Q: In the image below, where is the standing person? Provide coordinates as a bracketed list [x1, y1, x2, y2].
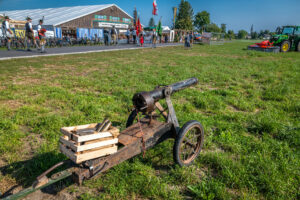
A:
[152, 28, 157, 48]
[2, 16, 13, 51]
[139, 32, 144, 47]
[104, 29, 109, 46]
[111, 25, 117, 45]
[132, 28, 137, 44]
[126, 29, 130, 44]
[37, 19, 47, 53]
[184, 32, 192, 49]
[25, 17, 35, 51]
[189, 31, 193, 48]
[165, 34, 168, 43]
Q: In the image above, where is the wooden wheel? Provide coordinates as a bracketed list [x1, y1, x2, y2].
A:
[173, 120, 204, 166]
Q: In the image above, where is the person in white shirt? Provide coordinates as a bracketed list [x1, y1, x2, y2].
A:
[2, 16, 13, 50]
[37, 19, 46, 53]
[25, 17, 35, 51]
[132, 29, 137, 44]
[126, 29, 130, 44]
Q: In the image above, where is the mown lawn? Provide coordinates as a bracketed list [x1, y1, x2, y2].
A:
[0, 41, 299, 200]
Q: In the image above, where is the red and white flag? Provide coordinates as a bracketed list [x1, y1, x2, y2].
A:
[152, 0, 158, 15]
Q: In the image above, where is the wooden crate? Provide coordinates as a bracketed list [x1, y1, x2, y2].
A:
[59, 123, 120, 164]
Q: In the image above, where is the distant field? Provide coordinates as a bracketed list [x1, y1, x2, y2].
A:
[0, 41, 299, 199]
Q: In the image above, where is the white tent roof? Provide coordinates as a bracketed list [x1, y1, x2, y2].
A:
[162, 26, 170, 31]
[0, 4, 132, 26]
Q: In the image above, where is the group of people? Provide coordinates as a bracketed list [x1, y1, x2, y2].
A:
[1, 16, 47, 52]
[103, 25, 118, 46]
[125, 27, 159, 48]
[2, 18, 167, 51]
[102, 26, 160, 48]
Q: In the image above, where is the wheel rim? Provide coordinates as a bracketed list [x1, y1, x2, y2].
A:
[179, 125, 203, 164]
[282, 43, 289, 51]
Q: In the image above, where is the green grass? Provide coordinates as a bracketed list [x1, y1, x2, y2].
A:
[0, 41, 299, 199]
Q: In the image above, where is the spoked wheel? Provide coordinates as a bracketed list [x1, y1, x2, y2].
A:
[173, 120, 204, 166]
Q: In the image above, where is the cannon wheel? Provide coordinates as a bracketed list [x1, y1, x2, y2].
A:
[173, 120, 204, 166]
[126, 110, 138, 128]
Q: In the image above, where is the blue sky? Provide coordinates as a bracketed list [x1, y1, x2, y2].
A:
[0, 0, 299, 32]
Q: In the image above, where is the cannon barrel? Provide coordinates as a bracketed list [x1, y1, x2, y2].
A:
[133, 78, 198, 113]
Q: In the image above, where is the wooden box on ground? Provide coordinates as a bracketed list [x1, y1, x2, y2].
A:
[59, 123, 120, 164]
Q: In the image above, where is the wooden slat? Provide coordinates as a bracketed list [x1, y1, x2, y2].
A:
[60, 128, 72, 138]
[83, 136, 114, 145]
[60, 143, 118, 164]
[72, 131, 113, 143]
[62, 123, 98, 132]
[76, 146, 117, 163]
[60, 137, 76, 152]
[155, 102, 168, 118]
[76, 138, 118, 152]
[60, 144, 76, 162]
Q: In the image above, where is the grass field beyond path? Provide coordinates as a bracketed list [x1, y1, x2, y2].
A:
[0, 41, 299, 199]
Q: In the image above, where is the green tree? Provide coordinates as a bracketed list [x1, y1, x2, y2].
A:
[251, 30, 258, 39]
[226, 30, 235, 39]
[258, 30, 264, 39]
[237, 30, 248, 39]
[148, 17, 155, 27]
[252, 31, 258, 39]
[221, 24, 226, 33]
[264, 30, 270, 35]
[175, 0, 194, 30]
[194, 11, 210, 32]
[205, 23, 222, 33]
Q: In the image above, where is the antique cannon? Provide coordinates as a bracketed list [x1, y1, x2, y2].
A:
[4, 78, 204, 200]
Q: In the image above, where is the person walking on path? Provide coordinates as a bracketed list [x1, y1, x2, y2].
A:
[184, 33, 189, 48]
[2, 16, 13, 51]
[37, 19, 47, 53]
[189, 32, 193, 48]
[126, 29, 130, 44]
[132, 28, 137, 44]
[25, 17, 37, 51]
[111, 26, 118, 45]
[104, 29, 109, 46]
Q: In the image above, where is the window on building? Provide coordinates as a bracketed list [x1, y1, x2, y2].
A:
[123, 18, 131, 23]
[95, 15, 107, 20]
[109, 16, 120, 22]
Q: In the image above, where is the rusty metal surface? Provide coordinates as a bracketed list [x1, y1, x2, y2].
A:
[118, 118, 166, 145]
[132, 78, 198, 113]
[36, 160, 72, 182]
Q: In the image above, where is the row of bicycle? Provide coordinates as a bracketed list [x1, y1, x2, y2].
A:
[0, 37, 129, 49]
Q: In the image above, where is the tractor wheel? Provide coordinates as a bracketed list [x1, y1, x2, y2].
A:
[173, 120, 204, 167]
[297, 41, 300, 52]
[280, 41, 291, 52]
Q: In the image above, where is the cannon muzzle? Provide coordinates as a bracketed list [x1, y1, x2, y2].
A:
[133, 78, 198, 113]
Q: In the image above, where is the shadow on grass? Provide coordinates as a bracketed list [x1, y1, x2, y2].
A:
[0, 151, 70, 198]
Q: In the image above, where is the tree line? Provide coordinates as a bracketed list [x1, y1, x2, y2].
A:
[171, 0, 274, 39]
